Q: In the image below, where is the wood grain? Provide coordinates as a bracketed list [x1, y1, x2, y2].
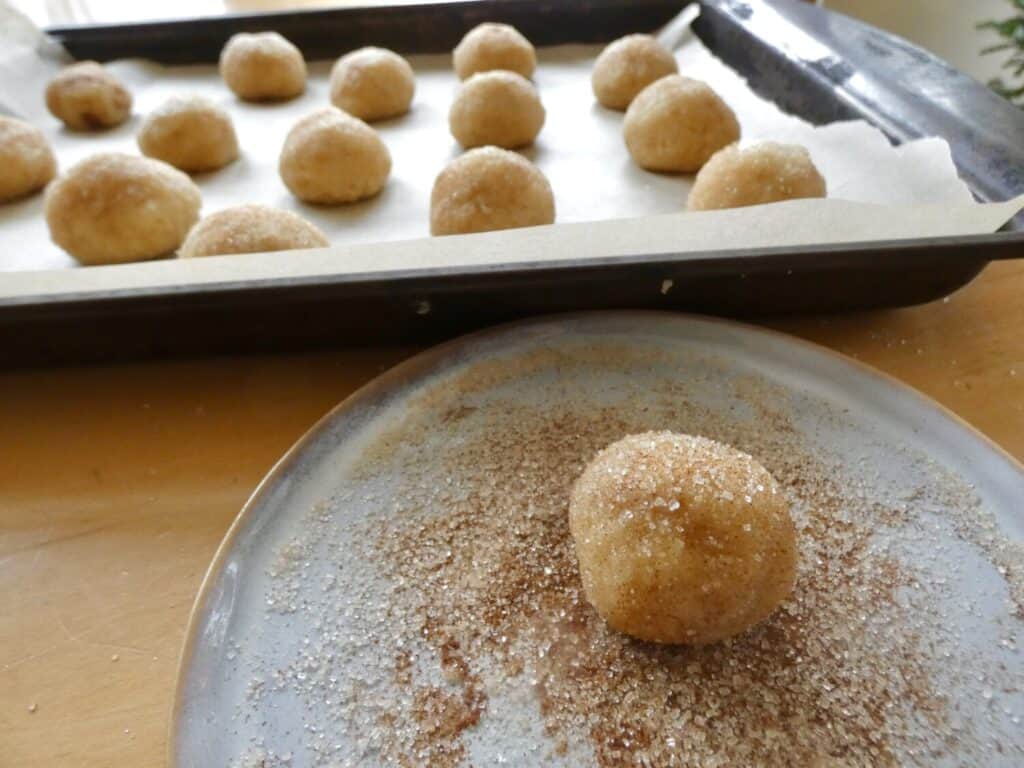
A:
[2, 261, 1023, 765]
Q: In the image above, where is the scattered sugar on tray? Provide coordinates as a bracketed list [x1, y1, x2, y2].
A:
[230, 747, 294, 768]
[364, 402, 982, 763]
[226, 345, 1022, 766]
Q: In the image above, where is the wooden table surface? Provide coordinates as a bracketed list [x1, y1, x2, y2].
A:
[3, 260, 1024, 766]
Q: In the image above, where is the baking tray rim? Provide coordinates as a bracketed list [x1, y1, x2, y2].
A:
[2, 230, 1021, 311]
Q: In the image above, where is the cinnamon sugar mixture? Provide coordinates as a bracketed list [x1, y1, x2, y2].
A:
[230, 344, 1023, 767]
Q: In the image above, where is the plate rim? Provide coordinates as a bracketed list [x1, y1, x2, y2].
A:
[167, 309, 1024, 765]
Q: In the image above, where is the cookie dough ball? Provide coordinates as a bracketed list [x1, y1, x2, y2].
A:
[453, 22, 536, 80]
[219, 32, 306, 101]
[431, 146, 554, 236]
[688, 142, 827, 211]
[329, 47, 415, 122]
[0, 117, 57, 202]
[449, 71, 544, 149]
[591, 34, 678, 110]
[569, 431, 797, 645]
[279, 107, 390, 204]
[624, 75, 740, 173]
[137, 95, 239, 173]
[45, 61, 132, 131]
[180, 204, 327, 258]
[44, 153, 201, 265]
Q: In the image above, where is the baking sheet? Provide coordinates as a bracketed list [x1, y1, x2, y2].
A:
[1, 10, 1019, 276]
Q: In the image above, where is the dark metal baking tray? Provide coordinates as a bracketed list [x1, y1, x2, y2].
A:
[3, 0, 1021, 366]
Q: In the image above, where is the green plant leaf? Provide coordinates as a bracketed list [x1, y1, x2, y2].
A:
[979, 1, 1024, 106]
[982, 42, 1014, 55]
[977, 17, 1022, 36]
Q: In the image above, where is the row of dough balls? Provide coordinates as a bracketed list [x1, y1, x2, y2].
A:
[35, 27, 540, 158]
[2, 24, 825, 265]
[0, 119, 543, 263]
[0, 116, 328, 263]
[33, 143, 550, 264]
[40, 152, 329, 263]
[594, 33, 827, 210]
[0, 24, 553, 263]
[0, 110, 546, 264]
[220, 24, 542, 146]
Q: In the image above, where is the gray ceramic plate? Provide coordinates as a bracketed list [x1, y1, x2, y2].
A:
[173, 312, 1024, 767]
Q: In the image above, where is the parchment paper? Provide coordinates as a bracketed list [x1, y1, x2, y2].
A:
[2, 194, 1021, 302]
[0, 4, 1021, 286]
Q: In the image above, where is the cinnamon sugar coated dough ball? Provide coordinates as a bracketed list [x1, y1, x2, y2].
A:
[624, 75, 740, 172]
[569, 431, 797, 645]
[0, 117, 56, 202]
[591, 34, 678, 110]
[180, 204, 327, 258]
[219, 32, 306, 101]
[688, 142, 827, 211]
[137, 95, 239, 173]
[279, 108, 390, 204]
[330, 47, 415, 122]
[430, 147, 554, 235]
[44, 153, 201, 265]
[45, 61, 132, 130]
[449, 71, 544, 149]
[453, 22, 536, 80]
